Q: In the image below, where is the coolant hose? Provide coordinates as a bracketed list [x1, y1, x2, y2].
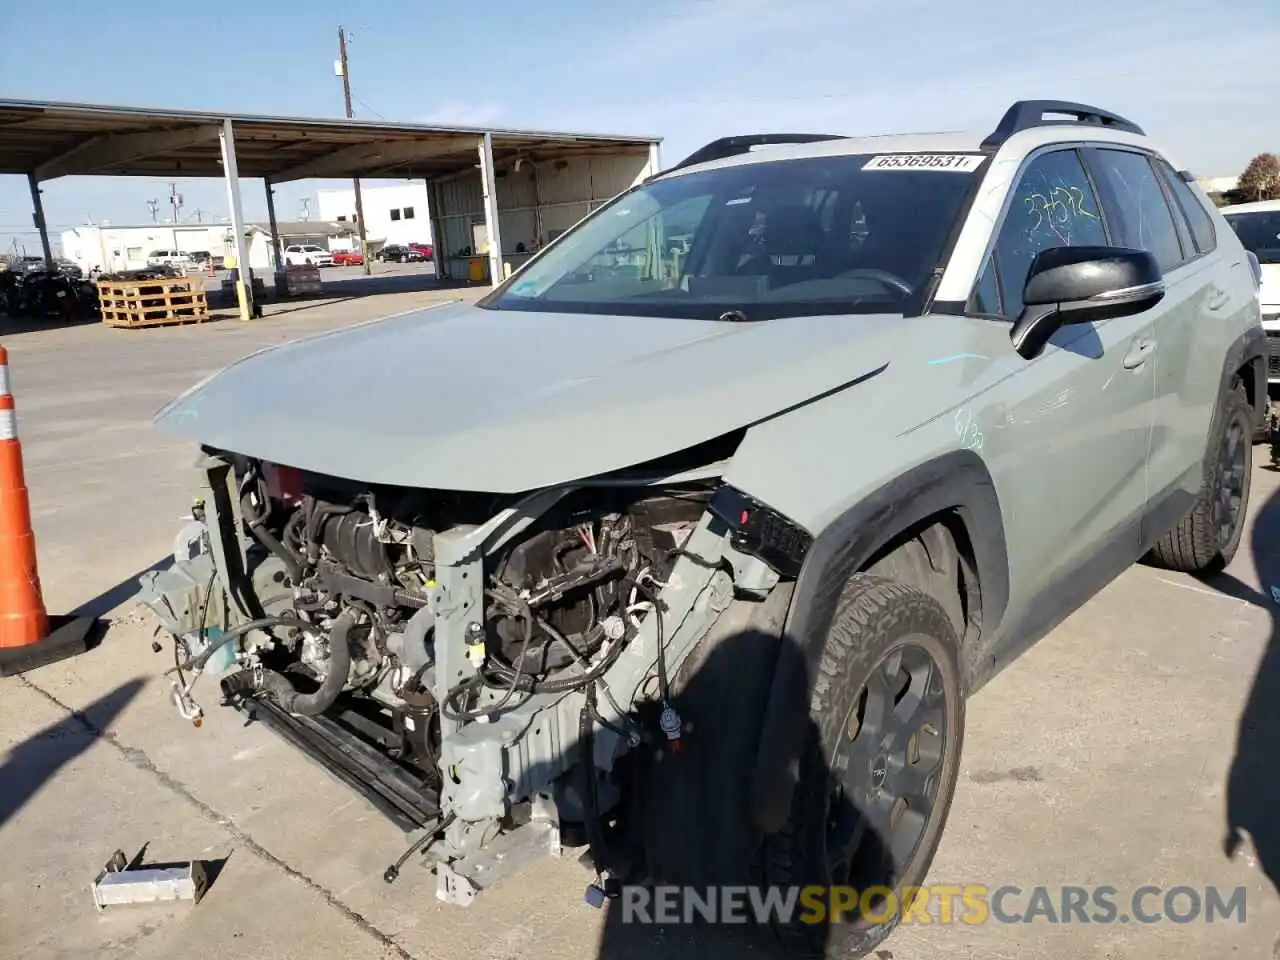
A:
[241, 490, 303, 586]
[386, 604, 435, 676]
[220, 609, 356, 716]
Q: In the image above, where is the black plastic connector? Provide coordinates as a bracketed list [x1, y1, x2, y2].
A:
[708, 487, 812, 578]
[980, 100, 1145, 151]
[665, 133, 846, 175]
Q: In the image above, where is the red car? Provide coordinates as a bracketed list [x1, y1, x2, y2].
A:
[331, 250, 365, 266]
[409, 243, 433, 260]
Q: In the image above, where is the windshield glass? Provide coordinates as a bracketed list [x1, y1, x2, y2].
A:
[482, 153, 982, 320]
[1225, 210, 1280, 264]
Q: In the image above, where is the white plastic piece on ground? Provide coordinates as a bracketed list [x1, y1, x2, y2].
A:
[436, 862, 479, 906]
[92, 850, 208, 911]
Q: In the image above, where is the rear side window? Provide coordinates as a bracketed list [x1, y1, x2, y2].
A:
[1154, 160, 1217, 256]
[1088, 149, 1184, 273]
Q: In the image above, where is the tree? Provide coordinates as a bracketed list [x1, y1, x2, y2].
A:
[1237, 153, 1280, 202]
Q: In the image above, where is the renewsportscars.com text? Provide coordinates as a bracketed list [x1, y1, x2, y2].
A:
[618, 884, 1248, 926]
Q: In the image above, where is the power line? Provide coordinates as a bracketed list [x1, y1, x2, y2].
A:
[351, 94, 385, 120]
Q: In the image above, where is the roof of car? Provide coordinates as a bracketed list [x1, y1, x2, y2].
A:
[663, 132, 983, 178]
[1222, 199, 1280, 215]
[658, 123, 1163, 180]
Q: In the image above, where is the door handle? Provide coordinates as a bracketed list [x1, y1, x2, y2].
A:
[1207, 288, 1230, 312]
[1122, 337, 1156, 369]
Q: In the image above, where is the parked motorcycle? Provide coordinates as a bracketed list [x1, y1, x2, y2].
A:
[12, 270, 99, 320]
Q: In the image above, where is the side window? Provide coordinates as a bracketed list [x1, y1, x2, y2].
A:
[1155, 159, 1217, 256]
[1088, 149, 1185, 272]
[975, 149, 1107, 317]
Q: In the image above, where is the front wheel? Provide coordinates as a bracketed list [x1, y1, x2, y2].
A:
[1147, 382, 1252, 574]
[763, 575, 965, 959]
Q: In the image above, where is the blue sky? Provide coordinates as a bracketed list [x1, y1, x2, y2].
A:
[2, 0, 1278, 256]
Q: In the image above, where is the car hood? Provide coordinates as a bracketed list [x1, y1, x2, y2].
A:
[154, 301, 902, 492]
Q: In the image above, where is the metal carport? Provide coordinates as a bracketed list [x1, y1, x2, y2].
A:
[0, 98, 660, 318]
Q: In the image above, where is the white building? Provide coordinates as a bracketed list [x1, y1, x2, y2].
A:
[60, 220, 353, 272]
[317, 182, 432, 249]
[62, 223, 234, 273]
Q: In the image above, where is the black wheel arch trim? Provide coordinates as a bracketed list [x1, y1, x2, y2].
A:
[1224, 322, 1266, 427]
[749, 448, 1009, 834]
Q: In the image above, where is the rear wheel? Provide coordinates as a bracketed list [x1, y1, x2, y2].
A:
[1148, 382, 1252, 574]
[763, 576, 964, 959]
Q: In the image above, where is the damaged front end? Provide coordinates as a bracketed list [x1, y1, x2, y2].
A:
[137, 436, 810, 903]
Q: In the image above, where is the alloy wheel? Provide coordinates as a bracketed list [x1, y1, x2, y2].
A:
[826, 640, 953, 891]
[1214, 414, 1248, 549]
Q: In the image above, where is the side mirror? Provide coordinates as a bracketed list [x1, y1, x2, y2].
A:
[1010, 246, 1164, 359]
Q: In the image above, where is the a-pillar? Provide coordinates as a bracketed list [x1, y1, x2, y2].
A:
[218, 119, 255, 321]
[478, 133, 504, 286]
[25, 174, 54, 269]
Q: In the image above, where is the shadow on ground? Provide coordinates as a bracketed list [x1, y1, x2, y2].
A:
[72, 555, 173, 621]
[0, 312, 101, 335]
[0, 677, 145, 827]
[204, 272, 477, 312]
[587, 620, 918, 960]
[1212, 481, 1280, 894]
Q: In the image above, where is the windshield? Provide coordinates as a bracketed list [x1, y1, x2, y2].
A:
[1225, 210, 1280, 264]
[482, 153, 981, 320]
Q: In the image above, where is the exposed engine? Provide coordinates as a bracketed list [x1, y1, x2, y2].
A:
[163, 456, 713, 817]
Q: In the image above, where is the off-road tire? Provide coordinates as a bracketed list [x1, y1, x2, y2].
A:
[762, 575, 965, 959]
[1148, 382, 1252, 574]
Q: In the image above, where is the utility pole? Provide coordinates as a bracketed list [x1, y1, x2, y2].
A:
[169, 183, 183, 223]
[337, 25, 372, 275]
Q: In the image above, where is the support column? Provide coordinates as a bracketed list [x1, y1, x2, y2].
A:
[648, 141, 663, 178]
[353, 178, 371, 276]
[219, 119, 255, 321]
[478, 133, 504, 287]
[263, 179, 285, 293]
[26, 173, 54, 269]
[426, 179, 446, 282]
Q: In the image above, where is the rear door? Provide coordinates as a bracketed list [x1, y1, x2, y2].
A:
[1083, 147, 1234, 539]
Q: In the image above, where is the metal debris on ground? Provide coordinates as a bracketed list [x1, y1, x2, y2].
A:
[91, 849, 208, 911]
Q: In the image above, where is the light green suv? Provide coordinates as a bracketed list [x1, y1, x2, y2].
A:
[139, 100, 1265, 958]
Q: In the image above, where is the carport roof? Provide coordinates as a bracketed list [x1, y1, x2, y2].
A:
[0, 98, 660, 183]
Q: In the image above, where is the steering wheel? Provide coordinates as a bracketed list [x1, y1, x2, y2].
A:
[836, 267, 915, 297]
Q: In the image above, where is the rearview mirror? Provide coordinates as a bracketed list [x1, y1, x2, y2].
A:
[1010, 246, 1163, 359]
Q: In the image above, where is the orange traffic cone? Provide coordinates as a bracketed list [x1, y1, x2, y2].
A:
[0, 346, 96, 676]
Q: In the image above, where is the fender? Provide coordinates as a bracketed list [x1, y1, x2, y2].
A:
[749, 449, 1009, 834]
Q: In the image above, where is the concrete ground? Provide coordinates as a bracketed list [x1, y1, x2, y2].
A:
[0, 291, 1278, 959]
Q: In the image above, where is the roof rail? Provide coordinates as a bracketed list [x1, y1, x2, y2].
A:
[980, 100, 1144, 151]
[664, 133, 846, 175]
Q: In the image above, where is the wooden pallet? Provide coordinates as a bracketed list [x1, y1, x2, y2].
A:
[97, 277, 213, 328]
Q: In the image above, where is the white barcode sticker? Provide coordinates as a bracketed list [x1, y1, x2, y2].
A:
[862, 154, 986, 173]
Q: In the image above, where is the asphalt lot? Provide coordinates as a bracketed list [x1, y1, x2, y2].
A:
[0, 289, 1278, 960]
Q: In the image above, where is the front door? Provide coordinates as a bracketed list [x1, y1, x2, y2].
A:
[963, 146, 1158, 669]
